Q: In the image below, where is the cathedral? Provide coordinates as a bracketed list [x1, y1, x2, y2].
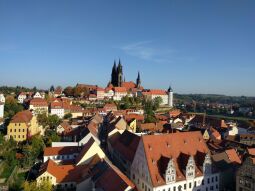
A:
[110, 59, 141, 88]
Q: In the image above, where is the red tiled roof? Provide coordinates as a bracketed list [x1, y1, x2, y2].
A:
[30, 98, 48, 107]
[39, 155, 101, 183]
[11, 110, 33, 123]
[247, 148, 255, 156]
[94, 161, 135, 191]
[141, 131, 209, 187]
[44, 146, 81, 156]
[114, 87, 127, 93]
[109, 130, 140, 163]
[140, 122, 164, 132]
[225, 149, 241, 164]
[121, 81, 136, 90]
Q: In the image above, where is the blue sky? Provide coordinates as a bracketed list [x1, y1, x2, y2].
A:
[0, 0, 254, 96]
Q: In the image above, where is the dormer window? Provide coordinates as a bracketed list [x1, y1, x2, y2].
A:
[165, 159, 176, 184]
[203, 153, 212, 175]
[186, 156, 195, 179]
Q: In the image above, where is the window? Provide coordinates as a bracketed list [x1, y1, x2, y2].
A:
[14, 129, 16, 132]
[10, 129, 12, 132]
[184, 184, 186, 189]
[173, 187, 176, 191]
[202, 180, 204, 185]
[208, 178, 210, 184]
[212, 177, 214, 182]
[194, 181, 197, 187]
[23, 129, 25, 132]
[215, 176, 218, 182]
[19, 129, 20, 132]
[210, 186, 214, 190]
[189, 183, 192, 188]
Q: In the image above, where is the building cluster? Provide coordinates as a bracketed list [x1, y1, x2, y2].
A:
[1, 60, 255, 191]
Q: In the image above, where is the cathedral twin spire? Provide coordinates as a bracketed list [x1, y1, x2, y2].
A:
[111, 59, 123, 87]
[111, 59, 141, 88]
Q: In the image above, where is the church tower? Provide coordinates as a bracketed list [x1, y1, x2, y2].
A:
[136, 71, 141, 88]
[117, 59, 123, 87]
[111, 60, 117, 86]
[168, 85, 173, 108]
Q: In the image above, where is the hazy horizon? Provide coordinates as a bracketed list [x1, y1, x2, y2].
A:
[1, 0, 255, 96]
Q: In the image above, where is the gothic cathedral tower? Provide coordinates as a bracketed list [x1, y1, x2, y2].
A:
[111, 59, 123, 87]
[136, 72, 141, 88]
[117, 59, 123, 87]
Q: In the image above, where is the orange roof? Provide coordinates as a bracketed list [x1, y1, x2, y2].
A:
[11, 110, 33, 123]
[96, 87, 105, 91]
[121, 81, 136, 90]
[39, 156, 100, 183]
[140, 122, 164, 132]
[141, 131, 209, 187]
[225, 149, 241, 164]
[30, 98, 48, 107]
[247, 148, 255, 156]
[44, 146, 81, 156]
[94, 161, 135, 191]
[114, 87, 127, 93]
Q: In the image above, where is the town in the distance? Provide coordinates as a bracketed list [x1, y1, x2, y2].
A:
[0, 60, 254, 191]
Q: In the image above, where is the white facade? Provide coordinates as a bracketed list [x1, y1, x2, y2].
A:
[51, 108, 64, 118]
[43, 152, 79, 163]
[104, 90, 114, 99]
[113, 91, 127, 101]
[168, 91, 173, 108]
[96, 90, 105, 100]
[33, 92, 43, 99]
[0, 94, 5, 103]
[0, 104, 4, 118]
[18, 94, 27, 104]
[151, 94, 168, 105]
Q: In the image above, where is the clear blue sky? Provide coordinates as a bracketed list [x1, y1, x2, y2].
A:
[0, 0, 254, 96]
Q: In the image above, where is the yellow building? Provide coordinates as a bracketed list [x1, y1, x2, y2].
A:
[7, 110, 42, 142]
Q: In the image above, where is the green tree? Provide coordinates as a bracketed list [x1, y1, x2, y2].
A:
[48, 115, 62, 129]
[152, 97, 163, 111]
[63, 113, 72, 119]
[37, 113, 48, 128]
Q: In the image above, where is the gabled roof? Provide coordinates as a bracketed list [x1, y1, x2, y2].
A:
[141, 131, 209, 187]
[121, 81, 136, 90]
[30, 98, 48, 107]
[10, 110, 33, 124]
[44, 146, 81, 156]
[114, 87, 127, 93]
[75, 138, 95, 165]
[108, 130, 140, 163]
[38, 155, 101, 183]
[92, 160, 135, 191]
[225, 149, 241, 164]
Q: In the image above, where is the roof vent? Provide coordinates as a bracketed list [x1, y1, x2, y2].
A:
[149, 145, 152, 151]
[152, 159, 156, 165]
[184, 140, 187, 144]
[167, 143, 170, 148]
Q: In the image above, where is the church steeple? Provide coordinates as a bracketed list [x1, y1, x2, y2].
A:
[111, 60, 117, 86]
[136, 71, 141, 88]
[117, 59, 123, 87]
